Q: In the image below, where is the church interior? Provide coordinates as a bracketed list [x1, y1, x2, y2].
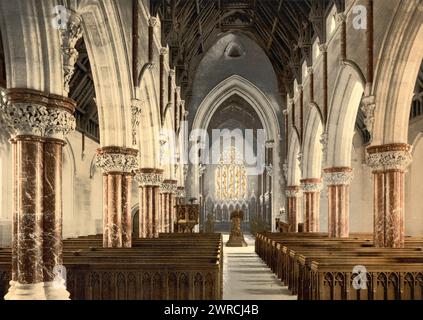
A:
[0, 0, 422, 301]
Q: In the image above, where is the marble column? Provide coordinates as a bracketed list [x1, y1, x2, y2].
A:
[135, 168, 163, 238]
[1, 88, 76, 300]
[286, 186, 302, 232]
[96, 147, 138, 248]
[301, 179, 322, 232]
[161, 180, 178, 233]
[367, 144, 412, 248]
[323, 167, 354, 238]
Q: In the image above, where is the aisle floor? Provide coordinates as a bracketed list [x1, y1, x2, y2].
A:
[222, 234, 297, 300]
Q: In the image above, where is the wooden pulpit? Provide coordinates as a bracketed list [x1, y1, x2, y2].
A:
[175, 204, 200, 233]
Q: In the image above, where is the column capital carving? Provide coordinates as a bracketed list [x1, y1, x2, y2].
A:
[282, 109, 289, 116]
[1, 89, 76, 138]
[96, 147, 139, 174]
[135, 168, 164, 187]
[307, 67, 314, 75]
[160, 179, 178, 194]
[323, 167, 354, 186]
[366, 143, 412, 172]
[265, 140, 275, 149]
[285, 186, 303, 198]
[301, 178, 323, 193]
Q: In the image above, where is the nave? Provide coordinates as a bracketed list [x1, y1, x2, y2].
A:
[0, 0, 423, 302]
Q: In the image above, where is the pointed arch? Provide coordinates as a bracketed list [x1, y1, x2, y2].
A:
[287, 129, 301, 186]
[192, 75, 280, 141]
[302, 103, 324, 179]
[77, 0, 133, 147]
[137, 69, 161, 169]
[372, 1, 423, 145]
[326, 64, 365, 167]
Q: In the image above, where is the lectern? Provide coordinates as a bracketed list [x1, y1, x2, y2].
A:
[226, 210, 247, 247]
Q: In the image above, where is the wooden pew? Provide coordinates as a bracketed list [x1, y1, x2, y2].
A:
[0, 233, 223, 300]
[256, 232, 423, 300]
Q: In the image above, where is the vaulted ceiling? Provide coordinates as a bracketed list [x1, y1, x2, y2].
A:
[151, 0, 343, 100]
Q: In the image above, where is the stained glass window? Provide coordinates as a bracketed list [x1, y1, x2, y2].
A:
[215, 147, 247, 201]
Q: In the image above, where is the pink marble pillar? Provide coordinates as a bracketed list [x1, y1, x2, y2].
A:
[286, 186, 302, 232]
[2, 89, 76, 300]
[367, 144, 412, 248]
[135, 168, 163, 238]
[301, 179, 322, 232]
[323, 167, 354, 238]
[161, 180, 177, 233]
[96, 147, 138, 248]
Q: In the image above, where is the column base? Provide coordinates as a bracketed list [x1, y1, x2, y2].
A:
[4, 282, 46, 300]
[44, 281, 71, 300]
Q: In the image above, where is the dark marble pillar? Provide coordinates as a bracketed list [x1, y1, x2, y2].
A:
[135, 168, 163, 238]
[301, 178, 322, 232]
[323, 167, 354, 238]
[285, 186, 302, 232]
[367, 144, 412, 248]
[1, 89, 76, 300]
[96, 147, 138, 248]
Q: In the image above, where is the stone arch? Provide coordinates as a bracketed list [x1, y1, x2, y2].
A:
[326, 64, 365, 168]
[191, 74, 282, 218]
[137, 69, 161, 168]
[302, 103, 324, 179]
[76, 0, 133, 147]
[287, 129, 301, 186]
[161, 103, 176, 180]
[0, 1, 63, 94]
[372, 1, 423, 145]
[192, 75, 280, 141]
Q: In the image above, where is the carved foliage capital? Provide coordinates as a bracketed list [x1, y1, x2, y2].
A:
[286, 186, 303, 198]
[160, 180, 178, 194]
[323, 168, 354, 186]
[135, 168, 164, 187]
[301, 179, 323, 193]
[1, 90, 76, 137]
[367, 144, 412, 172]
[96, 147, 139, 174]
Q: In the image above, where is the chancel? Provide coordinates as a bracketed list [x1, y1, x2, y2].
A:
[0, 0, 422, 302]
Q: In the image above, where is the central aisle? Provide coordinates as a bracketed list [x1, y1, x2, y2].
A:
[222, 234, 297, 300]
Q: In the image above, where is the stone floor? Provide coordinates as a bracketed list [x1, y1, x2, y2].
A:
[222, 234, 297, 300]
